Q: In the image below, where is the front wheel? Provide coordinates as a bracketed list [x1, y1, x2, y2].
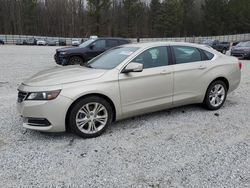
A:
[203, 80, 227, 110]
[222, 48, 227, 54]
[69, 96, 113, 138]
[69, 56, 84, 65]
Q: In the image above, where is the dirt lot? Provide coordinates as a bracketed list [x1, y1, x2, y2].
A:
[0, 46, 250, 188]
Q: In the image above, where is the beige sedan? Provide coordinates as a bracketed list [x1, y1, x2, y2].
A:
[17, 42, 242, 138]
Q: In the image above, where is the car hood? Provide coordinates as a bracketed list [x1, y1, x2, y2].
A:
[23, 66, 107, 87]
[57, 46, 82, 53]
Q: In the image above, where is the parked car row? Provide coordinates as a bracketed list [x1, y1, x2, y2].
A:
[202, 39, 230, 54]
[202, 39, 250, 59]
[16, 38, 67, 46]
[54, 37, 131, 65]
[231, 41, 250, 59]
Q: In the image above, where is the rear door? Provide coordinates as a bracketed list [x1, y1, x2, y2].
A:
[171, 45, 210, 106]
[106, 39, 119, 50]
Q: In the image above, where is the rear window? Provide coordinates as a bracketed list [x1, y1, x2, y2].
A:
[203, 50, 214, 60]
[173, 46, 202, 64]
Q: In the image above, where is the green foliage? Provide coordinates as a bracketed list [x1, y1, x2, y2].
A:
[21, 0, 38, 34]
[0, 0, 250, 37]
[87, 0, 111, 35]
[202, 0, 229, 35]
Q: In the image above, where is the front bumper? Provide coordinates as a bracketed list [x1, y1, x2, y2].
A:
[54, 53, 69, 65]
[231, 51, 250, 59]
[17, 94, 73, 132]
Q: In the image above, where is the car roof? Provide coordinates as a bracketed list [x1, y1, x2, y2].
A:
[97, 37, 129, 41]
[123, 41, 203, 48]
[122, 41, 221, 55]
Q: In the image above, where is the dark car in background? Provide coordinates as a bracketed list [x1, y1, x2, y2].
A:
[59, 39, 67, 46]
[26, 38, 37, 45]
[16, 39, 27, 45]
[231, 41, 250, 59]
[203, 39, 230, 54]
[0, 39, 4, 45]
[47, 39, 57, 46]
[16, 38, 37, 45]
[54, 37, 131, 65]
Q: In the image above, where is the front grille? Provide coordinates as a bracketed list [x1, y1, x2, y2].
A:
[18, 91, 28, 103]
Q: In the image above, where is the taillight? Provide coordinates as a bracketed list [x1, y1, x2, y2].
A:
[239, 61, 242, 70]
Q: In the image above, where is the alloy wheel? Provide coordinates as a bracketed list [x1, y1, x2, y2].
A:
[75, 102, 108, 134]
[208, 84, 226, 107]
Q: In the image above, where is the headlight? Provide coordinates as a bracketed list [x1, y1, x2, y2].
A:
[60, 51, 67, 55]
[243, 49, 250, 53]
[26, 90, 61, 100]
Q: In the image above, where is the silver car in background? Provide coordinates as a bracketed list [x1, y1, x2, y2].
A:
[17, 42, 242, 138]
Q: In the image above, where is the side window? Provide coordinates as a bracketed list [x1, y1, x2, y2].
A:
[119, 40, 129, 45]
[173, 46, 202, 64]
[203, 50, 214, 60]
[93, 40, 106, 50]
[132, 47, 168, 69]
[106, 40, 118, 48]
[213, 40, 219, 45]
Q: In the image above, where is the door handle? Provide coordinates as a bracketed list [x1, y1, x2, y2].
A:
[160, 70, 172, 75]
[198, 65, 207, 70]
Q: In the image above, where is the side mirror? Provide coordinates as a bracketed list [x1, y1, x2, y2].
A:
[122, 62, 143, 73]
[89, 43, 95, 50]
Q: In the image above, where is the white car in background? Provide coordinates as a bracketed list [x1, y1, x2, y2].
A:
[90, 35, 98, 39]
[17, 42, 241, 138]
[36, 38, 47, 46]
[72, 39, 81, 46]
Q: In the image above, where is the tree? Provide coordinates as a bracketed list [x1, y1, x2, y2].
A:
[123, 0, 145, 38]
[87, 0, 111, 36]
[202, 0, 229, 35]
[150, 0, 162, 37]
[228, 0, 250, 34]
[21, 0, 38, 34]
[161, 0, 183, 37]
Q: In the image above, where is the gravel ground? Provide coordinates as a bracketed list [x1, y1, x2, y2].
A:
[0, 46, 250, 188]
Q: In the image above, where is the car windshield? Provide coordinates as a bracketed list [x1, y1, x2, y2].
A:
[79, 39, 95, 47]
[87, 47, 139, 70]
[237, 42, 250, 47]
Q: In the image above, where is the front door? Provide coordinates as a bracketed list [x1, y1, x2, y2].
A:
[119, 46, 174, 117]
[86, 39, 106, 60]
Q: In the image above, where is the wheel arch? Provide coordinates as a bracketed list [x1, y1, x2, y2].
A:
[65, 93, 116, 132]
[209, 77, 229, 91]
[69, 54, 85, 61]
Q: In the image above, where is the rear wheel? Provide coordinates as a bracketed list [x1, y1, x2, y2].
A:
[69, 96, 113, 138]
[69, 56, 84, 65]
[203, 80, 227, 110]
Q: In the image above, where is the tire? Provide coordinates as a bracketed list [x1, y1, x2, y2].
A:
[203, 80, 228, 110]
[68, 96, 113, 138]
[69, 56, 84, 65]
[222, 48, 227, 54]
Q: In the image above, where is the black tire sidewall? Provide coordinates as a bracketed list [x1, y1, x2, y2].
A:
[69, 56, 83, 65]
[204, 80, 228, 110]
[69, 96, 113, 138]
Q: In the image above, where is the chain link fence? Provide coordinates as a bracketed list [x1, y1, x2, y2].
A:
[0, 33, 250, 45]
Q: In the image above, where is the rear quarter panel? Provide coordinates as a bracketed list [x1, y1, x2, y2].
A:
[206, 55, 241, 93]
